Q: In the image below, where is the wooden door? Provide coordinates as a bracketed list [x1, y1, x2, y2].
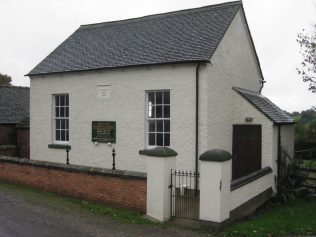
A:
[232, 125, 262, 180]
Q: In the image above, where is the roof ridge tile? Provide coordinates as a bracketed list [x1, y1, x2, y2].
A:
[80, 1, 242, 30]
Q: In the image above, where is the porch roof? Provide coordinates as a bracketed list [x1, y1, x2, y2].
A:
[233, 87, 294, 124]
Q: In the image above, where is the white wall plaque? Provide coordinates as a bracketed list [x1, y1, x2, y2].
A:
[97, 85, 111, 99]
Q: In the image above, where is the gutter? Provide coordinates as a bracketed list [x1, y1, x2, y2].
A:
[195, 63, 201, 194]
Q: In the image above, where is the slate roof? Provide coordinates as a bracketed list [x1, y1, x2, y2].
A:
[16, 117, 30, 128]
[0, 86, 30, 124]
[27, 1, 242, 76]
[233, 87, 294, 124]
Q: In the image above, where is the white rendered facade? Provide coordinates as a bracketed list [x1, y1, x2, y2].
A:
[30, 9, 294, 180]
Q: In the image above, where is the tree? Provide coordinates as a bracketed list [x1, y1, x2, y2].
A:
[297, 26, 316, 92]
[290, 107, 316, 150]
[0, 73, 12, 86]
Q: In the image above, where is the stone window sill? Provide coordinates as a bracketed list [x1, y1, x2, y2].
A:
[48, 144, 71, 149]
[230, 166, 272, 191]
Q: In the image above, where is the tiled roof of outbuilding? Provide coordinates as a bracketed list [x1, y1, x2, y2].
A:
[233, 87, 294, 124]
[0, 86, 30, 124]
[27, 1, 242, 76]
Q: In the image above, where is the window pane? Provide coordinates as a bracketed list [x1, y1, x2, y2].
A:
[66, 130, 69, 141]
[157, 133, 163, 146]
[61, 130, 65, 141]
[149, 133, 155, 146]
[164, 120, 170, 132]
[56, 130, 60, 141]
[156, 92, 162, 104]
[55, 96, 60, 106]
[164, 133, 170, 146]
[148, 92, 155, 105]
[60, 95, 65, 106]
[157, 120, 163, 132]
[148, 103, 153, 118]
[56, 119, 60, 129]
[156, 106, 162, 118]
[65, 107, 69, 117]
[150, 105, 156, 118]
[65, 95, 69, 106]
[164, 105, 170, 118]
[66, 119, 69, 129]
[149, 120, 155, 132]
[164, 92, 170, 104]
[61, 119, 65, 129]
[55, 107, 59, 117]
[60, 107, 65, 117]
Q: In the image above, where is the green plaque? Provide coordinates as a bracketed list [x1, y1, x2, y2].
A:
[92, 121, 116, 143]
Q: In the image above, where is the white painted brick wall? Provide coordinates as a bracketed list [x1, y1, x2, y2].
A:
[199, 10, 264, 156]
[230, 172, 273, 210]
[30, 64, 197, 172]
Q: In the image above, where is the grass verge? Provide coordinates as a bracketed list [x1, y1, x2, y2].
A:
[219, 197, 316, 237]
[303, 159, 316, 169]
[0, 181, 157, 226]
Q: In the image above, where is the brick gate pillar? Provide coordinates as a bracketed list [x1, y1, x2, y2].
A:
[140, 147, 177, 222]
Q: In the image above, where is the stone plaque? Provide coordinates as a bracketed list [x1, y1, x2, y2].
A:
[97, 85, 111, 98]
[92, 121, 116, 143]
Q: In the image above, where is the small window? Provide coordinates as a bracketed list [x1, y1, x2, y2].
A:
[53, 94, 69, 144]
[147, 91, 170, 147]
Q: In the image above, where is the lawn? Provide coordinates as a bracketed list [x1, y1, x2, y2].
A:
[303, 159, 316, 169]
[220, 197, 316, 237]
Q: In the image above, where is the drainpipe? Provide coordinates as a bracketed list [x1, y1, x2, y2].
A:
[259, 79, 266, 93]
[277, 125, 281, 193]
[195, 63, 201, 194]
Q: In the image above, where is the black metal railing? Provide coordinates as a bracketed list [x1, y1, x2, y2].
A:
[170, 169, 200, 220]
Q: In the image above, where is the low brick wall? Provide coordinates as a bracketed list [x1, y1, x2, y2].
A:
[0, 156, 147, 213]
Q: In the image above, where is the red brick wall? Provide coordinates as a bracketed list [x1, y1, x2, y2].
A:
[0, 147, 17, 157]
[0, 125, 16, 144]
[0, 161, 147, 213]
[17, 128, 30, 159]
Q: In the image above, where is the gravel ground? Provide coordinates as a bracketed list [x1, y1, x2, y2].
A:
[0, 184, 209, 237]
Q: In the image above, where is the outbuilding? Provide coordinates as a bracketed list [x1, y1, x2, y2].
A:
[0, 86, 30, 158]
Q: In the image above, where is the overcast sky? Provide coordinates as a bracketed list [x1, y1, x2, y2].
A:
[0, 0, 315, 112]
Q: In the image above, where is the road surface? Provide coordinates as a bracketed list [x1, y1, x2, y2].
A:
[0, 183, 208, 237]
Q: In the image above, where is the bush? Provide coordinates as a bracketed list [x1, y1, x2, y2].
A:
[277, 147, 308, 203]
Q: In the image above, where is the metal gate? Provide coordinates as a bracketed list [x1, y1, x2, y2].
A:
[170, 170, 200, 220]
[295, 148, 316, 192]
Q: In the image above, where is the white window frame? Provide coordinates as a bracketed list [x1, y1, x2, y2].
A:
[53, 94, 69, 144]
[146, 90, 170, 148]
